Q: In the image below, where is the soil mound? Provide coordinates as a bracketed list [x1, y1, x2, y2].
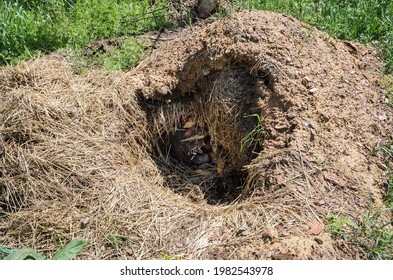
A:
[1, 10, 392, 259]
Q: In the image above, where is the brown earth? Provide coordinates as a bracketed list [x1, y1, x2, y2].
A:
[0, 10, 392, 259]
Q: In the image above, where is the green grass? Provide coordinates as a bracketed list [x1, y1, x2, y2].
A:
[100, 38, 147, 71]
[2, 1, 393, 72]
[0, 0, 169, 66]
[70, 37, 148, 73]
[327, 209, 393, 259]
[379, 139, 393, 207]
[386, 77, 393, 107]
[327, 139, 393, 260]
[240, 114, 265, 153]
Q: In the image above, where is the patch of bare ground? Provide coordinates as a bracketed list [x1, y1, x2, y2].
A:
[1, 10, 392, 259]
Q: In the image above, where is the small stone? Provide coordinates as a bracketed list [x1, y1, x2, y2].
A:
[272, 253, 296, 260]
[309, 221, 324, 235]
[274, 123, 288, 132]
[324, 173, 348, 188]
[317, 199, 326, 206]
[358, 62, 367, 69]
[287, 72, 297, 79]
[236, 223, 249, 236]
[301, 76, 312, 87]
[285, 56, 292, 64]
[280, 230, 290, 237]
[254, 249, 264, 258]
[262, 228, 278, 241]
[80, 217, 90, 229]
[314, 237, 323, 245]
[303, 119, 319, 130]
[194, 153, 210, 164]
[308, 88, 318, 94]
[378, 113, 387, 121]
[287, 112, 297, 119]
[275, 176, 284, 185]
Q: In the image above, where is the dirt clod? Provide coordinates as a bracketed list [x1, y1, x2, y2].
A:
[309, 221, 324, 235]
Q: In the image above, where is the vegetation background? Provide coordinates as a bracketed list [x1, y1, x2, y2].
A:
[0, 0, 392, 71]
[0, 0, 392, 259]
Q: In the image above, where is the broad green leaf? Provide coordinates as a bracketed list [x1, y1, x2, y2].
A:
[52, 239, 87, 260]
[4, 248, 46, 260]
[0, 248, 13, 254]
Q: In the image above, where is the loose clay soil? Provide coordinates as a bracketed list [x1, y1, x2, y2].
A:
[1, 10, 392, 259]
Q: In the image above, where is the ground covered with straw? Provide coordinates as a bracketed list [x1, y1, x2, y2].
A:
[1, 10, 392, 259]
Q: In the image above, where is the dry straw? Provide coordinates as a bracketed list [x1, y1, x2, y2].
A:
[0, 54, 351, 259]
[1, 9, 391, 259]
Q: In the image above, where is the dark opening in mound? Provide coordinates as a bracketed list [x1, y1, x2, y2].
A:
[141, 64, 274, 205]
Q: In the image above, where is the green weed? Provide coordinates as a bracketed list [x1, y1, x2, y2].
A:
[0, 0, 169, 66]
[378, 139, 393, 207]
[105, 233, 141, 257]
[71, 37, 147, 73]
[327, 210, 393, 259]
[240, 114, 265, 153]
[2, 0, 393, 72]
[327, 138, 393, 259]
[384, 76, 393, 107]
[1, 239, 88, 260]
[101, 38, 147, 71]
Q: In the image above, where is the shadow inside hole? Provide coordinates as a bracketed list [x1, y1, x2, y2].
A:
[200, 170, 246, 205]
[150, 124, 257, 205]
[141, 63, 274, 205]
[153, 155, 248, 205]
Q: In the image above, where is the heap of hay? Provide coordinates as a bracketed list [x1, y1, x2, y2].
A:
[1, 10, 392, 259]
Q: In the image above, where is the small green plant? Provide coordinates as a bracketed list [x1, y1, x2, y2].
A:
[327, 209, 393, 259]
[315, 158, 323, 167]
[240, 114, 265, 153]
[357, 208, 393, 259]
[374, 139, 393, 207]
[387, 81, 393, 107]
[0, 0, 169, 66]
[67, 37, 147, 73]
[101, 38, 147, 71]
[107, 234, 127, 248]
[1, 239, 87, 260]
[316, 120, 327, 133]
[327, 213, 357, 240]
[380, 75, 393, 107]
